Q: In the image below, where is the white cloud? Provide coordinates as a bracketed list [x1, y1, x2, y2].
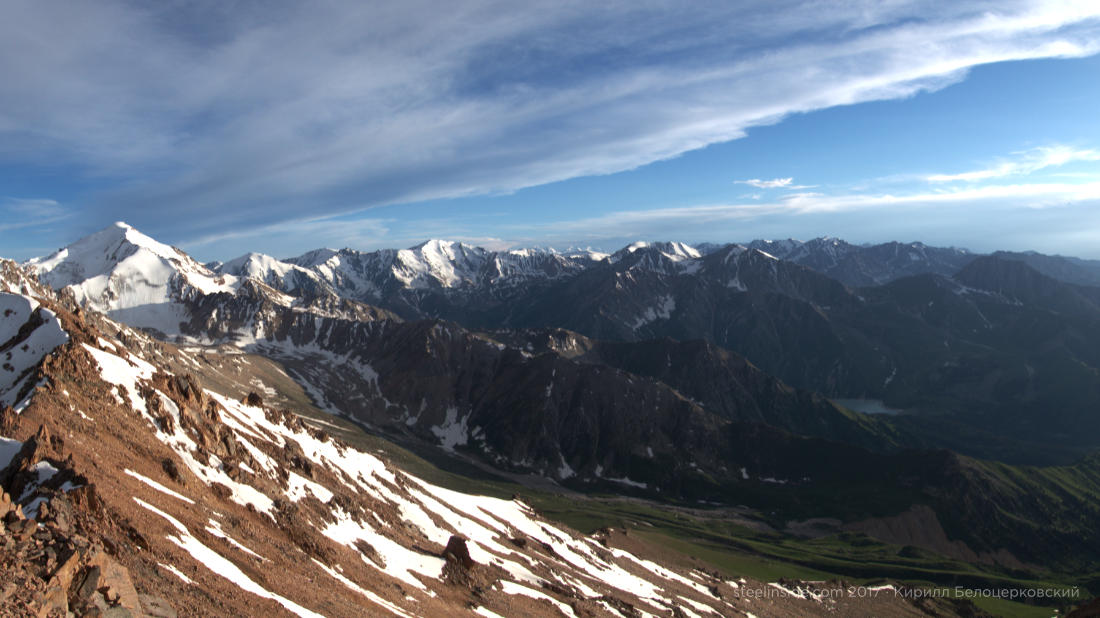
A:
[501, 180, 1100, 244]
[186, 215, 393, 257]
[1, 1, 1099, 242]
[735, 178, 817, 190]
[736, 178, 794, 189]
[2, 197, 64, 217]
[0, 198, 70, 231]
[927, 145, 1100, 182]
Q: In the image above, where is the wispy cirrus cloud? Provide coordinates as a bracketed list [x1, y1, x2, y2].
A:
[735, 177, 816, 190]
[927, 145, 1100, 182]
[498, 179, 1100, 247]
[2, 1, 1100, 248]
[186, 215, 394, 257]
[0, 198, 70, 232]
[736, 178, 794, 189]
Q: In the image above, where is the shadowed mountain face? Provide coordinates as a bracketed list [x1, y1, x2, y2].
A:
[748, 238, 976, 287]
[484, 245, 884, 396]
[992, 250, 1100, 288]
[286, 241, 1100, 465]
[178, 295, 892, 493]
[401, 249, 1100, 464]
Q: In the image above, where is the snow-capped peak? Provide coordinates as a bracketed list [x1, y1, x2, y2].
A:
[664, 241, 702, 261]
[747, 238, 803, 258]
[391, 240, 489, 289]
[613, 241, 701, 263]
[286, 248, 340, 269]
[26, 222, 238, 334]
[408, 238, 475, 254]
[217, 252, 332, 295]
[28, 221, 186, 281]
[219, 252, 297, 281]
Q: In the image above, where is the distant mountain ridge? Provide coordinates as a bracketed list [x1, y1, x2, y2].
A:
[21, 223, 895, 490]
[992, 249, 1100, 287]
[748, 237, 976, 287]
[36, 227, 1080, 330]
[285, 239, 605, 294]
[25, 224, 1100, 471]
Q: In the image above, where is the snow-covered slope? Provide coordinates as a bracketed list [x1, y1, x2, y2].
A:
[0, 291, 68, 411]
[287, 240, 604, 305]
[594, 242, 707, 281]
[1, 260, 69, 410]
[612, 241, 701, 263]
[216, 252, 332, 297]
[26, 222, 239, 334]
[746, 238, 803, 259]
[24, 223, 389, 342]
[286, 240, 495, 295]
[395, 239, 489, 289]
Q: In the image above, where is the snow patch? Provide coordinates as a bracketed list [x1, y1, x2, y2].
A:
[206, 519, 266, 561]
[631, 295, 675, 330]
[430, 407, 468, 451]
[0, 436, 22, 470]
[135, 498, 322, 618]
[501, 580, 576, 616]
[286, 471, 335, 503]
[158, 563, 194, 585]
[124, 469, 194, 504]
[310, 559, 418, 618]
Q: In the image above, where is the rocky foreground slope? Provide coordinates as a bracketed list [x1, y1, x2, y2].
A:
[2, 261, 984, 617]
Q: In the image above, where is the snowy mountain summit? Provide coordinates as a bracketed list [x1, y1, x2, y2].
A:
[26, 222, 239, 334]
[282, 239, 606, 305]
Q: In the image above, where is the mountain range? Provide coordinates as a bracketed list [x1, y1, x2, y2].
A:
[5, 259, 794, 617]
[7, 221, 1100, 615]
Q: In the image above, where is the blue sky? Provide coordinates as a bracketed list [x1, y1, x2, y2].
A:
[3, 1, 1100, 261]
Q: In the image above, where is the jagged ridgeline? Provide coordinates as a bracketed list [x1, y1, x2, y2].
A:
[7, 223, 1100, 615]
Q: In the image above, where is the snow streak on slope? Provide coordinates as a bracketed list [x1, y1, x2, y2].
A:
[134, 498, 324, 618]
[83, 342, 277, 515]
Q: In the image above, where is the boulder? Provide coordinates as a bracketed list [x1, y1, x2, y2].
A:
[443, 535, 475, 570]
